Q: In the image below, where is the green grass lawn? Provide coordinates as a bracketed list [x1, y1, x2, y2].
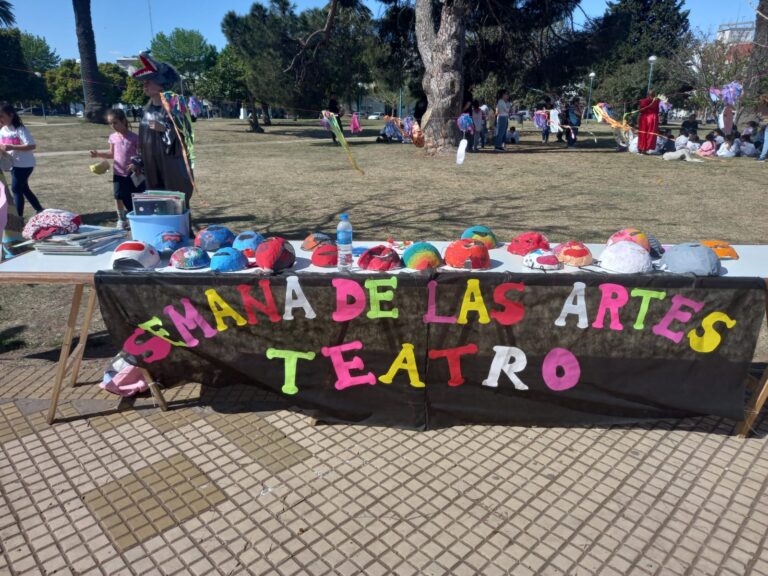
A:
[1, 116, 767, 356]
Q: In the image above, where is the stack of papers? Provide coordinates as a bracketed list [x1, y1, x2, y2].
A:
[32, 226, 127, 255]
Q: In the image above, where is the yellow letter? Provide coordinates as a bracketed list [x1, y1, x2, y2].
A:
[205, 289, 247, 332]
[687, 311, 737, 353]
[379, 343, 425, 388]
[457, 279, 490, 325]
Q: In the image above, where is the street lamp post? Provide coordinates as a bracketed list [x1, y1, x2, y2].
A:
[586, 72, 596, 122]
[76, 59, 87, 116]
[647, 55, 658, 93]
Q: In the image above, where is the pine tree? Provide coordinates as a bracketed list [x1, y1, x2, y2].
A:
[606, 0, 690, 64]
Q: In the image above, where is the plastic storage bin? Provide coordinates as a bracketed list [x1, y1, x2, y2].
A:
[127, 211, 190, 244]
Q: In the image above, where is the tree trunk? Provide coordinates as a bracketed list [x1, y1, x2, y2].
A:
[72, 0, 107, 123]
[248, 99, 264, 133]
[261, 102, 272, 125]
[741, 0, 768, 122]
[415, 0, 467, 153]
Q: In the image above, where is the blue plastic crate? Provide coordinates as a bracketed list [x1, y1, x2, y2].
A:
[127, 211, 190, 244]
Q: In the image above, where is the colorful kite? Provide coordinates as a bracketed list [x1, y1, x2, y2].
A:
[322, 110, 364, 175]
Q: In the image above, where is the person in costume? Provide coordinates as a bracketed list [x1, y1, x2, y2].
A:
[89, 108, 146, 229]
[0, 104, 43, 218]
[637, 90, 660, 153]
[131, 52, 194, 207]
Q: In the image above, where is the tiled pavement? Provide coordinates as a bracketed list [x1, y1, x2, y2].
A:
[1, 358, 767, 576]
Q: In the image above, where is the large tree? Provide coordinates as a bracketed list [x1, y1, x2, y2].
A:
[150, 28, 217, 94]
[121, 75, 146, 106]
[20, 32, 60, 72]
[196, 45, 249, 106]
[45, 59, 85, 106]
[0, 28, 31, 102]
[367, 0, 423, 110]
[414, 0, 467, 153]
[413, 1, 583, 152]
[743, 0, 768, 119]
[98, 62, 128, 106]
[223, 0, 372, 126]
[72, 0, 107, 122]
[603, 0, 689, 65]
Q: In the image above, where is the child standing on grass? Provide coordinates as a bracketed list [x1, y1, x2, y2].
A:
[90, 109, 145, 229]
[0, 104, 43, 218]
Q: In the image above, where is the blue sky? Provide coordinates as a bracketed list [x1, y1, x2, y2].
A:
[13, 0, 759, 63]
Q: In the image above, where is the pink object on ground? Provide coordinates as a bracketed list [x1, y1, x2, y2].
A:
[100, 365, 149, 397]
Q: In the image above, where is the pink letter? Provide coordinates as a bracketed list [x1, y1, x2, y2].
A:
[592, 283, 629, 331]
[321, 340, 376, 390]
[123, 328, 172, 363]
[542, 348, 580, 392]
[164, 298, 218, 347]
[332, 279, 366, 322]
[423, 280, 457, 324]
[652, 294, 705, 344]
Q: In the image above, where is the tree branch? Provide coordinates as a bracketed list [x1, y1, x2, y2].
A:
[414, 0, 436, 71]
[284, 0, 340, 73]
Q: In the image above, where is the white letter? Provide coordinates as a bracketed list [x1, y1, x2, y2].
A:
[482, 346, 528, 390]
[283, 276, 317, 320]
[555, 281, 588, 329]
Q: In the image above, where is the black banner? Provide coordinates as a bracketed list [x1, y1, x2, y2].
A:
[95, 271, 766, 429]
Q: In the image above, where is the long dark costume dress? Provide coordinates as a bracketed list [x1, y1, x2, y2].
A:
[638, 97, 660, 152]
[138, 102, 194, 207]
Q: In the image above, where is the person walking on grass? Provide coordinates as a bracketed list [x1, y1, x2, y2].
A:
[0, 104, 43, 218]
[494, 89, 510, 151]
[89, 108, 146, 229]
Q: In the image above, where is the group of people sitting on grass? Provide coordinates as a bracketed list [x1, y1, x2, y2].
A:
[622, 120, 767, 162]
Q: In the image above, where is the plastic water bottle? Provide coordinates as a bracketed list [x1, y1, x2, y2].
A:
[337, 213, 353, 270]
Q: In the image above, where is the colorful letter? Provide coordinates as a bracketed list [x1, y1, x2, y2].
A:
[687, 311, 737, 353]
[554, 282, 589, 329]
[332, 279, 366, 322]
[652, 295, 705, 344]
[542, 348, 580, 391]
[482, 346, 528, 390]
[592, 283, 629, 331]
[379, 343, 425, 388]
[266, 348, 316, 395]
[630, 288, 666, 330]
[123, 328, 172, 363]
[237, 281, 281, 324]
[428, 344, 478, 386]
[365, 277, 399, 319]
[490, 282, 525, 326]
[205, 288, 248, 332]
[321, 340, 376, 390]
[164, 298, 218, 347]
[283, 275, 317, 321]
[138, 316, 186, 347]
[423, 280, 457, 324]
[457, 279, 491, 325]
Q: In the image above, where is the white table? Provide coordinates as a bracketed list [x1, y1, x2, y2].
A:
[3, 241, 768, 433]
